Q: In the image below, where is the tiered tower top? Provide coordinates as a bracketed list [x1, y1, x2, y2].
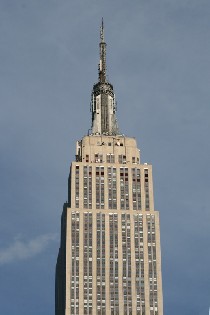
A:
[91, 19, 119, 136]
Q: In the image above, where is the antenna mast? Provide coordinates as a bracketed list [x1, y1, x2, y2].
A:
[99, 18, 107, 83]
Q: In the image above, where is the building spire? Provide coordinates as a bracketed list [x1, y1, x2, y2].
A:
[99, 18, 107, 83]
[91, 20, 119, 136]
[100, 17, 104, 42]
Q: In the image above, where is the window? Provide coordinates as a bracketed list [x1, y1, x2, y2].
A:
[106, 154, 115, 163]
[118, 155, 126, 164]
[95, 154, 103, 163]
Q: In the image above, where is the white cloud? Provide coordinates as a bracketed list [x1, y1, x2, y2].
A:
[0, 233, 58, 265]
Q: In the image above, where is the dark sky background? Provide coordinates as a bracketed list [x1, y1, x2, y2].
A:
[0, 1, 210, 314]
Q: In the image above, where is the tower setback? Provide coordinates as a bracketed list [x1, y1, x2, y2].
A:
[55, 21, 163, 315]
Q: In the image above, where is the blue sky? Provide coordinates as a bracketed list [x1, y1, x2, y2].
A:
[0, 1, 210, 314]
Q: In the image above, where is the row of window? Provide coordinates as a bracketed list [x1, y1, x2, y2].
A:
[70, 212, 158, 314]
[84, 166, 92, 209]
[120, 167, 129, 210]
[75, 166, 80, 208]
[134, 214, 145, 315]
[108, 167, 117, 209]
[144, 169, 150, 210]
[132, 168, 141, 210]
[96, 167, 104, 209]
[122, 214, 132, 313]
[75, 166, 149, 211]
[147, 215, 158, 314]
[84, 213, 93, 314]
[109, 214, 119, 312]
[96, 213, 106, 312]
[85, 153, 139, 164]
[71, 212, 80, 314]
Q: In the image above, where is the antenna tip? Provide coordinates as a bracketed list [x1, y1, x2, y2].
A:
[100, 18, 105, 42]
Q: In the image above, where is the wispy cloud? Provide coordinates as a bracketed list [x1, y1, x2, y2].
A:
[0, 234, 58, 265]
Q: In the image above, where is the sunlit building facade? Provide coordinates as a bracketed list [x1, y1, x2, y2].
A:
[55, 21, 163, 315]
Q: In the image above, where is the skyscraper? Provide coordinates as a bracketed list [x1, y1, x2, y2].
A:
[55, 20, 163, 315]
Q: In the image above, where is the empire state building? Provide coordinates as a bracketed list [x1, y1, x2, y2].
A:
[55, 21, 163, 315]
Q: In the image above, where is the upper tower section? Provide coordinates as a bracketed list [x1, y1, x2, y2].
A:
[91, 19, 119, 136]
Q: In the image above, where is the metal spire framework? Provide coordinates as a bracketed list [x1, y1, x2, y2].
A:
[99, 18, 106, 83]
[91, 19, 119, 136]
